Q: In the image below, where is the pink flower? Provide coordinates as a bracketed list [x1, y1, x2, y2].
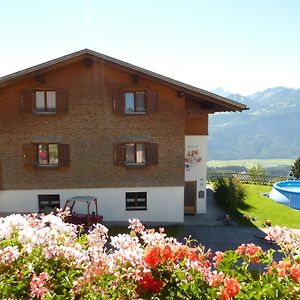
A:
[30, 272, 49, 299]
[0, 246, 20, 265]
[213, 251, 225, 267]
[208, 270, 224, 287]
[128, 218, 145, 234]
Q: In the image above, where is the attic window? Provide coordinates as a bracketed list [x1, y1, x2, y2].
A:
[35, 91, 56, 113]
[125, 92, 146, 113]
[113, 90, 158, 114]
[20, 89, 68, 114]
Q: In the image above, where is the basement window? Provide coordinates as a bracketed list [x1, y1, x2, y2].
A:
[38, 194, 60, 214]
[126, 192, 147, 210]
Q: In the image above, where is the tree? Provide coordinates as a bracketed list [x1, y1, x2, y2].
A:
[249, 165, 266, 182]
[291, 157, 300, 179]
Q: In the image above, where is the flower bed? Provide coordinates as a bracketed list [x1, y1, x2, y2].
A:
[0, 211, 300, 299]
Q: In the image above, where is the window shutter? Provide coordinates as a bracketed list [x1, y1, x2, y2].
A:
[146, 143, 158, 165]
[56, 89, 68, 113]
[112, 91, 124, 113]
[113, 143, 125, 165]
[146, 91, 158, 113]
[58, 144, 70, 166]
[23, 144, 36, 167]
[20, 90, 34, 112]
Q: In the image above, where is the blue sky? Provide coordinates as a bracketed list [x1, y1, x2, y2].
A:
[1, 0, 299, 95]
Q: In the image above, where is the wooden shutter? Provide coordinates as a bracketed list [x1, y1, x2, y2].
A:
[146, 143, 158, 165]
[20, 90, 34, 112]
[56, 89, 68, 113]
[23, 144, 36, 167]
[113, 143, 125, 166]
[112, 91, 124, 113]
[146, 91, 158, 113]
[58, 144, 70, 166]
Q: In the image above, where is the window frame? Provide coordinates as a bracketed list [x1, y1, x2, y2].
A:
[36, 143, 59, 167]
[34, 90, 57, 114]
[125, 142, 146, 166]
[113, 142, 158, 167]
[38, 194, 60, 213]
[125, 192, 147, 211]
[124, 91, 146, 114]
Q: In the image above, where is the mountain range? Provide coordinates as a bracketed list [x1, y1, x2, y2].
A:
[208, 87, 300, 160]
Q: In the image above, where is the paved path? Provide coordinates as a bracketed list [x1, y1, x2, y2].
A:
[179, 186, 278, 254]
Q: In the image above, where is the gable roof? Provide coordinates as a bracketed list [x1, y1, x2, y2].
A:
[0, 49, 247, 112]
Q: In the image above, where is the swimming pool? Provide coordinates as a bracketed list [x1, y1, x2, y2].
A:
[269, 180, 300, 209]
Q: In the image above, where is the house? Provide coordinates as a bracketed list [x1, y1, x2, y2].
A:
[0, 49, 247, 223]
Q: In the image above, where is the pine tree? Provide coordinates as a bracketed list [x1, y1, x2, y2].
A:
[291, 157, 300, 179]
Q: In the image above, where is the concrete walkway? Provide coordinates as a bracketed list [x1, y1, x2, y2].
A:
[184, 186, 233, 226]
[180, 186, 278, 254]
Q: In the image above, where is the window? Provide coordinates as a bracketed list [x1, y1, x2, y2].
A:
[37, 144, 59, 166]
[126, 192, 147, 210]
[35, 91, 56, 113]
[113, 142, 158, 166]
[125, 143, 146, 165]
[38, 194, 60, 213]
[124, 92, 146, 113]
[20, 89, 68, 114]
[23, 143, 70, 168]
[113, 90, 158, 114]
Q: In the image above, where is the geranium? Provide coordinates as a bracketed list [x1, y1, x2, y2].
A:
[213, 251, 225, 267]
[138, 272, 163, 294]
[236, 243, 263, 263]
[0, 216, 300, 299]
[220, 277, 240, 300]
[290, 263, 300, 283]
[29, 272, 50, 299]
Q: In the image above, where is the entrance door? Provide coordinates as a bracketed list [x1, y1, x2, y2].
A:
[184, 181, 197, 214]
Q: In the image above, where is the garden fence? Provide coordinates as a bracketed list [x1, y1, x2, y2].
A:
[207, 171, 286, 185]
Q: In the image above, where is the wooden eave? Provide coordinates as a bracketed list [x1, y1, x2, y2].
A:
[0, 49, 247, 113]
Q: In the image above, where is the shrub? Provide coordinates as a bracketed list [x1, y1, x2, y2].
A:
[1, 213, 300, 299]
[249, 164, 267, 183]
[213, 176, 246, 211]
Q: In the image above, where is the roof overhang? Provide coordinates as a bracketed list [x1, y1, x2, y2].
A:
[0, 49, 247, 112]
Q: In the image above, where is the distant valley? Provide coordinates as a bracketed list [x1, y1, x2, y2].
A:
[208, 87, 300, 160]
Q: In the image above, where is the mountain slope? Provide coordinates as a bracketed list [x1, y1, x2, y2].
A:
[208, 87, 300, 160]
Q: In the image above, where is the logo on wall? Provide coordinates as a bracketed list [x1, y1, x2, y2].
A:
[185, 148, 202, 171]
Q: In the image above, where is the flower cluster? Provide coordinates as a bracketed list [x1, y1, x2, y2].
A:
[0, 214, 300, 299]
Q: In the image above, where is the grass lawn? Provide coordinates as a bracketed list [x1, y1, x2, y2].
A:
[107, 224, 183, 238]
[235, 184, 300, 228]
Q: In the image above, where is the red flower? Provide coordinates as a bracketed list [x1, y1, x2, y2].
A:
[275, 260, 291, 277]
[290, 263, 300, 283]
[143, 245, 174, 268]
[138, 273, 163, 294]
[144, 246, 161, 268]
[220, 277, 240, 300]
[236, 243, 263, 263]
